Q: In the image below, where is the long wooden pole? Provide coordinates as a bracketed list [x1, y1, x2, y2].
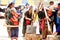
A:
[44, 7, 51, 31]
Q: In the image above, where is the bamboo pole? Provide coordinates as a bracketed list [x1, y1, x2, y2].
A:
[44, 7, 51, 31]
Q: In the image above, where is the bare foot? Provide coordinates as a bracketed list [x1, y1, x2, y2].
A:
[53, 32, 57, 36]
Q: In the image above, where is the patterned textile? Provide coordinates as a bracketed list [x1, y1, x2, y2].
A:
[5, 8, 19, 25]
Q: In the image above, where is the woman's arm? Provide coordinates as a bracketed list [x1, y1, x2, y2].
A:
[25, 16, 32, 20]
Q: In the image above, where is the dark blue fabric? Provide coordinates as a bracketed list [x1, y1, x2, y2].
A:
[56, 25, 60, 32]
[57, 17, 60, 24]
[17, 10, 22, 14]
[10, 27, 19, 37]
[56, 18, 60, 32]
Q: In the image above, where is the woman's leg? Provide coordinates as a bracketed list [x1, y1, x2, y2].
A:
[10, 28, 15, 40]
[22, 21, 26, 37]
[53, 24, 60, 35]
[15, 27, 19, 40]
[7, 27, 11, 37]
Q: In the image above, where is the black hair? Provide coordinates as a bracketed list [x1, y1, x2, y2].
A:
[49, 1, 54, 4]
[8, 2, 14, 8]
[34, 10, 36, 12]
[18, 6, 21, 9]
[38, 11, 45, 19]
[58, 3, 60, 5]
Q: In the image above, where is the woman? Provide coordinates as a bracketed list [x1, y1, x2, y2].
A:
[54, 10, 60, 35]
[33, 10, 40, 34]
[5, 2, 19, 40]
[53, 3, 60, 35]
[22, 6, 33, 36]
